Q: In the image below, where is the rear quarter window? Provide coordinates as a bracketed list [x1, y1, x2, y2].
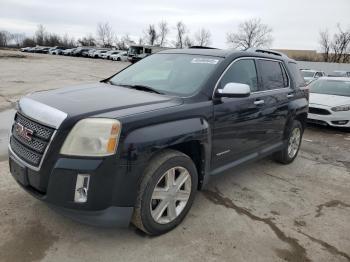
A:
[288, 62, 305, 88]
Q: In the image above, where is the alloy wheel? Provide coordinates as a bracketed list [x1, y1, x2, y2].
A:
[150, 166, 192, 224]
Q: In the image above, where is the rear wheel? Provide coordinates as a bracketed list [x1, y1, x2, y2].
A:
[132, 150, 198, 235]
[274, 120, 303, 164]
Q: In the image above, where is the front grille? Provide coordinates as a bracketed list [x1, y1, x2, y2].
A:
[10, 113, 55, 167]
[308, 107, 331, 115]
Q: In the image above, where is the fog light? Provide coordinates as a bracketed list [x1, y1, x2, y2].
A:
[74, 174, 90, 203]
[331, 120, 349, 125]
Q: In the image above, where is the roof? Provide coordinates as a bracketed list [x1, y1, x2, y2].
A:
[159, 48, 232, 57]
[159, 48, 295, 62]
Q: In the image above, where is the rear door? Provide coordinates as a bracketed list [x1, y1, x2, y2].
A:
[255, 58, 293, 144]
[212, 58, 269, 169]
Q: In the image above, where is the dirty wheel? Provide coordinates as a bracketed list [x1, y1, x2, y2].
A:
[132, 150, 198, 235]
[274, 120, 303, 164]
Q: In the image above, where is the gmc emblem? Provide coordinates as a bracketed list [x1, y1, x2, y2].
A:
[15, 122, 34, 141]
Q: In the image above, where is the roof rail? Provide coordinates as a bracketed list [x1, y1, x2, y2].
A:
[245, 48, 288, 58]
[189, 46, 219, 49]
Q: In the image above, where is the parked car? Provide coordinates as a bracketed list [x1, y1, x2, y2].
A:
[130, 53, 151, 63]
[329, 71, 350, 78]
[307, 77, 350, 128]
[49, 46, 59, 54]
[72, 47, 92, 57]
[90, 49, 109, 58]
[111, 51, 128, 62]
[20, 47, 32, 52]
[51, 47, 67, 55]
[32, 46, 50, 53]
[301, 69, 326, 83]
[8, 48, 308, 235]
[62, 48, 76, 56]
[100, 50, 122, 59]
[127, 45, 170, 63]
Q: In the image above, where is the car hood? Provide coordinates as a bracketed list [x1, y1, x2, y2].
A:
[20, 82, 182, 126]
[309, 93, 350, 107]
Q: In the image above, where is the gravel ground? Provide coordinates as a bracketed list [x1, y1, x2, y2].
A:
[0, 50, 349, 262]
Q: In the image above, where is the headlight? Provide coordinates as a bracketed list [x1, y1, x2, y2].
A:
[331, 105, 350, 112]
[60, 118, 121, 156]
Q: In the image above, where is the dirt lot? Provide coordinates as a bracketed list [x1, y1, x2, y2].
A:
[0, 50, 349, 262]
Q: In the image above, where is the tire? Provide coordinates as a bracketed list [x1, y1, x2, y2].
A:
[116, 57, 121, 61]
[132, 149, 198, 235]
[274, 120, 303, 164]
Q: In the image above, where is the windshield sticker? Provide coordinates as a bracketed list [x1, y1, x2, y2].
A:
[191, 58, 219, 64]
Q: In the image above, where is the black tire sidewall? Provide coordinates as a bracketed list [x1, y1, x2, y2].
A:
[140, 155, 198, 235]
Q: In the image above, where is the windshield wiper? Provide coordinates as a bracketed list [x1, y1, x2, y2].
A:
[116, 84, 164, 94]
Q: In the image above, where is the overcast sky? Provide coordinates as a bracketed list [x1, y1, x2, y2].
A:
[1, 0, 349, 50]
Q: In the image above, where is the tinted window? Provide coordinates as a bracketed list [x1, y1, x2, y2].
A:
[288, 62, 305, 87]
[220, 59, 258, 92]
[259, 60, 285, 90]
[280, 64, 289, 87]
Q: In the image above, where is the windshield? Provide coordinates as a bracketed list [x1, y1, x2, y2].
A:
[109, 53, 223, 96]
[309, 79, 350, 97]
[301, 71, 315, 78]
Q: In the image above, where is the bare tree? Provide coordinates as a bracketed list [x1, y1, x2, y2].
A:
[184, 36, 194, 48]
[194, 28, 212, 46]
[23, 37, 36, 47]
[12, 33, 26, 47]
[226, 18, 273, 50]
[145, 24, 158, 45]
[320, 24, 350, 63]
[116, 34, 135, 50]
[96, 22, 114, 47]
[78, 35, 96, 46]
[158, 21, 169, 46]
[175, 21, 186, 48]
[0, 30, 12, 47]
[331, 25, 350, 63]
[319, 30, 331, 62]
[35, 24, 46, 46]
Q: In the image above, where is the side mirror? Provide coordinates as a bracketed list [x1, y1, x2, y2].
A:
[216, 83, 251, 98]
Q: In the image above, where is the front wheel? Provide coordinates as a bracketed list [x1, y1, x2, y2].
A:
[274, 120, 303, 164]
[132, 150, 198, 235]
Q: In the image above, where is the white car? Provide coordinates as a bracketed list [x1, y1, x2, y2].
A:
[308, 77, 350, 128]
[111, 51, 128, 62]
[100, 50, 122, 59]
[301, 69, 326, 84]
[90, 50, 109, 58]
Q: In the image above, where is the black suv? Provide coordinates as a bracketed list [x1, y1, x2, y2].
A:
[8, 48, 308, 235]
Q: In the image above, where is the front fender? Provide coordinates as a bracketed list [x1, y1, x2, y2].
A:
[120, 118, 211, 165]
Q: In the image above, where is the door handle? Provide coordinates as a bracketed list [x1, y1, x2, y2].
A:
[254, 99, 265, 105]
[287, 93, 294, 98]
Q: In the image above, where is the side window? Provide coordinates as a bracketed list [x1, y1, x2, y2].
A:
[220, 59, 258, 92]
[258, 60, 286, 90]
[288, 62, 305, 87]
[280, 63, 289, 87]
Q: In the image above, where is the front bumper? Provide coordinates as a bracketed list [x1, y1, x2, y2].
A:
[8, 151, 142, 227]
[307, 104, 350, 127]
